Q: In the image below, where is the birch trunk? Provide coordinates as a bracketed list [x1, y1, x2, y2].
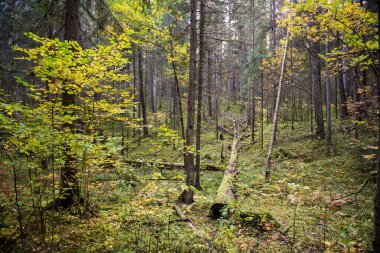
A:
[265, 30, 290, 180]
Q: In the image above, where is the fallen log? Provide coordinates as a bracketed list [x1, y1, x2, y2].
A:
[210, 120, 241, 219]
[124, 160, 224, 171]
[203, 114, 234, 137]
[173, 204, 211, 246]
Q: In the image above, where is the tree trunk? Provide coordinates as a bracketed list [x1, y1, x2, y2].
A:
[195, 0, 205, 190]
[60, 0, 81, 207]
[210, 120, 241, 219]
[180, 0, 197, 204]
[260, 59, 264, 149]
[271, 0, 277, 121]
[325, 43, 332, 153]
[335, 76, 339, 119]
[226, 0, 233, 111]
[338, 73, 349, 119]
[353, 66, 362, 139]
[207, 51, 213, 117]
[215, 55, 220, 139]
[138, 48, 149, 137]
[250, 0, 256, 144]
[309, 54, 314, 133]
[265, 30, 289, 180]
[149, 52, 157, 113]
[171, 59, 185, 140]
[313, 42, 325, 139]
[374, 2, 380, 250]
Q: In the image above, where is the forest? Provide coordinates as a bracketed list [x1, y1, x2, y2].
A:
[0, 0, 379, 252]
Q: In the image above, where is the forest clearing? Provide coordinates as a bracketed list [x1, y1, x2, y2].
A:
[0, 0, 379, 252]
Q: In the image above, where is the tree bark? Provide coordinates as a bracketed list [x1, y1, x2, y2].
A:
[171, 58, 185, 140]
[226, 0, 233, 111]
[271, 0, 277, 121]
[338, 73, 349, 119]
[215, 55, 221, 139]
[149, 52, 157, 113]
[373, 2, 380, 250]
[60, 0, 81, 207]
[180, 0, 197, 204]
[265, 30, 289, 180]
[260, 59, 264, 149]
[313, 42, 325, 139]
[207, 51, 213, 117]
[250, 0, 256, 144]
[138, 47, 149, 137]
[309, 54, 314, 133]
[326, 43, 332, 153]
[353, 66, 362, 139]
[195, 0, 205, 190]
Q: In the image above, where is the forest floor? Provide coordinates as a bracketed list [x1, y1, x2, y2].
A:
[0, 112, 377, 252]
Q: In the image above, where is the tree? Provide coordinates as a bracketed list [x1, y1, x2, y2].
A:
[312, 41, 325, 139]
[250, 0, 256, 144]
[195, 0, 205, 190]
[325, 43, 332, 152]
[60, 0, 81, 207]
[373, 1, 380, 251]
[180, 0, 197, 204]
[265, 30, 290, 180]
[138, 47, 149, 137]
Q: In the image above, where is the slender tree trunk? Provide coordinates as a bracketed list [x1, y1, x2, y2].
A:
[215, 55, 220, 139]
[172, 81, 177, 130]
[226, 0, 233, 111]
[207, 51, 213, 117]
[195, 0, 205, 190]
[290, 42, 294, 130]
[338, 73, 349, 119]
[271, 0, 277, 121]
[138, 48, 149, 137]
[313, 42, 325, 139]
[260, 59, 264, 149]
[60, 0, 81, 207]
[326, 43, 332, 154]
[309, 54, 314, 133]
[299, 89, 303, 122]
[180, 0, 197, 204]
[373, 3, 380, 250]
[353, 66, 362, 139]
[250, 0, 255, 144]
[171, 59, 185, 140]
[265, 30, 289, 180]
[335, 76, 339, 119]
[149, 52, 157, 113]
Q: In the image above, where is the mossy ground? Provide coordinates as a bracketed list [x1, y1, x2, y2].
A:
[0, 109, 376, 252]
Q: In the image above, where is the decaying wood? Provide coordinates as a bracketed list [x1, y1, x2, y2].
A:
[210, 120, 241, 219]
[174, 204, 191, 222]
[173, 204, 210, 246]
[204, 114, 234, 137]
[124, 160, 224, 171]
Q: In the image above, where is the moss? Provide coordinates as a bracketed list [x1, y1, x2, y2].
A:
[239, 212, 279, 230]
